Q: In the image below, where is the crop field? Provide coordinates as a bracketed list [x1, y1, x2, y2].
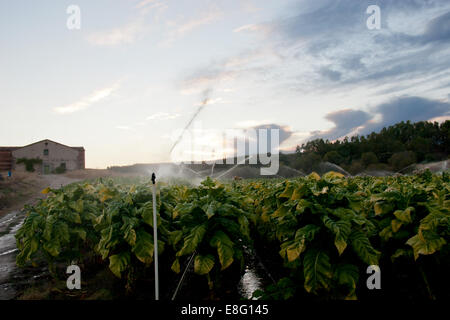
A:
[14, 170, 450, 300]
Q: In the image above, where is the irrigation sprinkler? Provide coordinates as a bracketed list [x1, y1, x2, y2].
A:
[151, 172, 159, 300]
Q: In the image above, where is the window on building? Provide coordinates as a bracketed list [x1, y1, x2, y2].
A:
[43, 149, 49, 156]
[61, 163, 66, 169]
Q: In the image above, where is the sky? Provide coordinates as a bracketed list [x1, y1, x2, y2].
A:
[0, 0, 449, 168]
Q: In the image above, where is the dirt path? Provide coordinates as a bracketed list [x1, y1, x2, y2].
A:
[0, 175, 81, 300]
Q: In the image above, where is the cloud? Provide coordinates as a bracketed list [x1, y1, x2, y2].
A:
[307, 96, 450, 141]
[146, 112, 180, 120]
[252, 123, 293, 146]
[162, 8, 222, 45]
[135, 0, 156, 9]
[87, 1, 167, 46]
[319, 67, 342, 82]
[87, 20, 146, 46]
[180, 47, 283, 94]
[310, 109, 372, 141]
[54, 83, 120, 114]
[233, 23, 272, 35]
[360, 96, 450, 134]
[229, 0, 450, 98]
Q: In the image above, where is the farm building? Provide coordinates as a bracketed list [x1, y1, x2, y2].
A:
[0, 139, 85, 174]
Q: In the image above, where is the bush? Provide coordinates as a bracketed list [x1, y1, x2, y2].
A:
[294, 153, 322, 174]
[323, 151, 343, 165]
[388, 151, 417, 171]
[348, 160, 364, 175]
[16, 158, 42, 172]
[361, 152, 378, 167]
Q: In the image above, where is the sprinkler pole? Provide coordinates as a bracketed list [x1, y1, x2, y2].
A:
[151, 173, 159, 300]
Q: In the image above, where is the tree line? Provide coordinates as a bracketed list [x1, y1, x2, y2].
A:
[280, 120, 450, 174]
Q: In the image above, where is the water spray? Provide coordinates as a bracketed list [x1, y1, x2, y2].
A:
[169, 88, 212, 155]
[151, 172, 159, 300]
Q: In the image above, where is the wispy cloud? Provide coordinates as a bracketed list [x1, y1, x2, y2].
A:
[87, 20, 146, 46]
[135, 0, 156, 9]
[161, 7, 222, 46]
[54, 83, 120, 114]
[135, 0, 168, 16]
[233, 23, 272, 35]
[180, 47, 282, 95]
[146, 112, 181, 120]
[87, 1, 167, 46]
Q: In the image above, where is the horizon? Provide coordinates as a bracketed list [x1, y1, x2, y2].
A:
[1, 0, 450, 169]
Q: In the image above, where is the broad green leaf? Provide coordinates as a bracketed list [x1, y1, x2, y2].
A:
[278, 184, 294, 199]
[173, 202, 195, 219]
[217, 242, 234, 270]
[109, 252, 130, 278]
[374, 202, 394, 216]
[290, 185, 306, 200]
[194, 254, 215, 275]
[391, 248, 412, 262]
[303, 249, 332, 293]
[168, 230, 183, 247]
[132, 230, 155, 264]
[394, 207, 414, 223]
[334, 264, 359, 300]
[53, 222, 70, 244]
[69, 199, 84, 214]
[322, 216, 351, 255]
[210, 231, 234, 270]
[71, 228, 87, 241]
[43, 240, 60, 257]
[279, 238, 306, 262]
[406, 234, 446, 260]
[296, 199, 312, 214]
[177, 223, 206, 256]
[350, 231, 380, 265]
[322, 171, 345, 181]
[65, 211, 82, 224]
[374, 202, 383, 215]
[379, 225, 393, 241]
[272, 205, 290, 218]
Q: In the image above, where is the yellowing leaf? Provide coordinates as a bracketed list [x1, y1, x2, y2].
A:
[374, 203, 383, 215]
[391, 219, 403, 232]
[394, 207, 413, 224]
[194, 254, 215, 275]
[171, 258, 180, 274]
[406, 234, 446, 260]
[308, 172, 321, 181]
[109, 252, 130, 278]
